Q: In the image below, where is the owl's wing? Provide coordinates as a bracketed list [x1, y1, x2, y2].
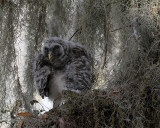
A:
[33, 53, 52, 98]
[65, 46, 92, 92]
[70, 43, 92, 59]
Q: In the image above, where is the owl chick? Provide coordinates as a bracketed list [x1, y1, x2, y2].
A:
[33, 37, 92, 108]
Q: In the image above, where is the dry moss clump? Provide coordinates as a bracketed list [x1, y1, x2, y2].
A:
[20, 69, 160, 128]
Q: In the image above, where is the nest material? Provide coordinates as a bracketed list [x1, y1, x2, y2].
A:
[20, 69, 160, 128]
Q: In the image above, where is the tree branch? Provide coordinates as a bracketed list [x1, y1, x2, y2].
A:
[101, 0, 110, 69]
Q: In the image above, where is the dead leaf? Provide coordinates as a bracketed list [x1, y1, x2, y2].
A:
[152, 8, 157, 15]
[17, 112, 35, 118]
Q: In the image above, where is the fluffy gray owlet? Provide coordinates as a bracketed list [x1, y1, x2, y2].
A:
[33, 37, 92, 107]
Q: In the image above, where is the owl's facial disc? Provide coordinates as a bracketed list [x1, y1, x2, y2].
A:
[48, 45, 62, 62]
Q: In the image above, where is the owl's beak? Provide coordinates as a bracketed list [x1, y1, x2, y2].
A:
[49, 54, 52, 61]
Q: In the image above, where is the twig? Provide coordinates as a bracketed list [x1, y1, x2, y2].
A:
[101, 0, 110, 69]
[69, 27, 82, 41]
[18, 120, 23, 128]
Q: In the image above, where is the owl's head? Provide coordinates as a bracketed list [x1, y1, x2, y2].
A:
[42, 37, 70, 68]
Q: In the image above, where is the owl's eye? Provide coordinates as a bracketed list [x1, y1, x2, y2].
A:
[52, 46, 60, 56]
[54, 45, 60, 49]
[52, 46, 60, 52]
[53, 50, 60, 56]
